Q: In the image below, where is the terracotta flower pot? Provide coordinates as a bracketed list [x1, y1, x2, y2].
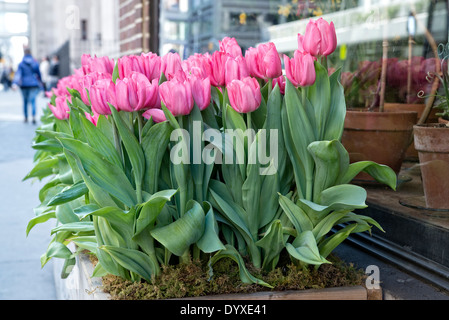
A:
[438, 117, 449, 125]
[384, 103, 439, 160]
[342, 110, 418, 184]
[413, 123, 449, 209]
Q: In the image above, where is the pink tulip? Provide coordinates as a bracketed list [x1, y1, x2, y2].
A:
[115, 72, 160, 112]
[245, 42, 282, 80]
[159, 77, 194, 116]
[49, 96, 70, 120]
[85, 112, 100, 126]
[81, 54, 115, 75]
[74, 72, 110, 106]
[227, 77, 262, 114]
[119, 53, 161, 82]
[89, 79, 117, 115]
[183, 53, 212, 80]
[225, 55, 249, 86]
[300, 18, 337, 57]
[219, 37, 242, 58]
[209, 51, 227, 87]
[189, 75, 211, 111]
[284, 50, 316, 87]
[143, 108, 167, 123]
[161, 52, 183, 80]
[272, 75, 286, 95]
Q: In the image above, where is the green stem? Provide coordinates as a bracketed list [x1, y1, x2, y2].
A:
[112, 118, 124, 167]
[267, 78, 273, 100]
[180, 249, 191, 265]
[136, 111, 143, 144]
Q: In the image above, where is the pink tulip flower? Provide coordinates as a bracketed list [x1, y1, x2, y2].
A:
[219, 37, 243, 58]
[300, 18, 337, 57]
[284, 50, 316, 87]
[89, 79, 117, 115]
[119, 53, 161, 82]
[209, 51, 227, 87]
[143, 108, 167, 123]
[272, 75, 286, 95]
[159, 77, 194, 116]
[225, 55, 249, 86]
[115, 72, 160, 112]
[183, 53, 212, 80]
[245, 42, 282, 80]
[49, 96, 70, 120]
[85, 112, 100, 126]
[227, 77, 262, 114]
[74, 72, 110, 106]
[81, 54, 115, 75]
[189, 75, 211, 111]
[161, 52, 183, 80]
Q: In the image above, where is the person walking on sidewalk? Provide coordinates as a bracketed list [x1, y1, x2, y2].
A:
[12, 48, 43, 124]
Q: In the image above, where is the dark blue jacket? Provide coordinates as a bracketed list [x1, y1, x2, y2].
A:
[14, 55, 42, 88]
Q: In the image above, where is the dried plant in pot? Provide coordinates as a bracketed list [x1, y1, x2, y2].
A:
[341, 42, 418, 185]
[413, 42, 449, 210]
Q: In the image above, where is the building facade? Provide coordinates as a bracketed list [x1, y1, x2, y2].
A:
[119, 0, 160, 56]
[29, 0, 120, 74]
[159, 0, 282, 58]
[0, 0, 30, 67]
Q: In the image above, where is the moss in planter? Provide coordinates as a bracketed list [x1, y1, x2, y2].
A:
[100, 255, 365, 300]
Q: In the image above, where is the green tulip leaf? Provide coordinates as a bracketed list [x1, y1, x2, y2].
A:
[210, 245, 273, 288]
[150, 200, 205, 257]
[47, 181, 89, 207]
[58, 137, 137, 208]
[287, 231, 331, 266]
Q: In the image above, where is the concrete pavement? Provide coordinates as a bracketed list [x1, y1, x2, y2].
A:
[0, 89, 56, 300]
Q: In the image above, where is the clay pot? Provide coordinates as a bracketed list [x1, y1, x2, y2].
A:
[342, 110, 418, 184]
[384, 103, 439, 160]
[413, 123, 449, 209]
[438, 117, 449, 125]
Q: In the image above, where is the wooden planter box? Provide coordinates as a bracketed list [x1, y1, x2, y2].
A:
[54, 253, 382, 301]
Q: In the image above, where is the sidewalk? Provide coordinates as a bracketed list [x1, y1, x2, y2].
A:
[0, 90, 57, 300]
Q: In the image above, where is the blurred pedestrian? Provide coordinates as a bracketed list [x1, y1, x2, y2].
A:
[12, 48, 43, 124]
[39, 56, 50, 92]
[49, 55, 60, 89]
[0, 63, 13, 91]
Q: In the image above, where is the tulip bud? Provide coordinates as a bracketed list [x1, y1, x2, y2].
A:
[227, 77, 262, 114]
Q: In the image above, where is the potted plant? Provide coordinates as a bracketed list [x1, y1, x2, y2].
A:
[413, 42, 449, 210]
[341, 42, 418, 184]
[25, 18, 395, 299]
